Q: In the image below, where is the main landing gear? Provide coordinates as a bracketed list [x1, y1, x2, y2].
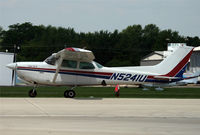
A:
[28, 84, 76, 98]
[64, 87, 76, 98]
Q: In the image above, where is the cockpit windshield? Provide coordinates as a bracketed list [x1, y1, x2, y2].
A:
[94, 62, 103, 68]
[45, 55, 57, 65]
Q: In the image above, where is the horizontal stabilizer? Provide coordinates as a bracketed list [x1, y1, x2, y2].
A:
[153, 76, 180, 81]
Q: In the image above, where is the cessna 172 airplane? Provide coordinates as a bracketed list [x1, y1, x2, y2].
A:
[7, 45, 194, 98]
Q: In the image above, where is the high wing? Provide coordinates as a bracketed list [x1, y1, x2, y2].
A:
[52, 47, 95, 83]
[55, 48, 95, 62]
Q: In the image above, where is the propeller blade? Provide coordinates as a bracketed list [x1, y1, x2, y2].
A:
[11, 69, 15, 85]
[12, 50, 17, 86]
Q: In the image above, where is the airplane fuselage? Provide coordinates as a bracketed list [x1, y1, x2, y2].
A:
[6, 46, 193, 97]
[15, 61, 156, 86]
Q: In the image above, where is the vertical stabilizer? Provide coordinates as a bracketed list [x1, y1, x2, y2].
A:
[154, 45, 194, 77]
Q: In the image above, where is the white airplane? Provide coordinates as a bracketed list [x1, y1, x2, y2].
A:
[6, 45, 194, 98]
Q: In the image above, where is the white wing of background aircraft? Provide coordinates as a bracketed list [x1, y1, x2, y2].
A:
[141, 71, 200, 91]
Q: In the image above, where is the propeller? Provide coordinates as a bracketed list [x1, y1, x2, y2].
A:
[11, 67, 15, 86]
[6, 44, 20, 86]
[11, 52, 16, 86]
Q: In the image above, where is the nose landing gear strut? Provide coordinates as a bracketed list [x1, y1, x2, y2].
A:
[29, 88, 37, 97]
[29, 83, 38, 97]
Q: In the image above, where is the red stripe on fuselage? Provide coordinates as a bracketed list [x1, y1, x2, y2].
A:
[18, 67, 55, 71]
[17, 67, 113, 76]
[60, 69, 113, 76]
[147, 76, 154, 79]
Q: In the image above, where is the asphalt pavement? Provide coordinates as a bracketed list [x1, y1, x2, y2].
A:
[0, 98, 200, 135]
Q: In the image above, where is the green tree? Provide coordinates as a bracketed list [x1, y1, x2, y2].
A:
[153, 29, 183, 51]
[116, 25, 143, 66]
[142, 24, 159, 51]
[0, 22, 199, 66]
[1, 22, 39, 53]
[186, 36, 200, 47]
[0, 26, 3, 38]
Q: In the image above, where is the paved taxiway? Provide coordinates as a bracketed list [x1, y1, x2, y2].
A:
[0, 98, 200, 135]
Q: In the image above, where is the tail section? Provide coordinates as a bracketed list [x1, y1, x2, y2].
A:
[154, 45, 194, 77]
[113, 45, 194, 79]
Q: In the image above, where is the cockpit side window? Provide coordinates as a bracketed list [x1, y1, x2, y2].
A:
[45, 55, 57, 65]
[62, 60, 77, 68]
[79, 62, 95, 69]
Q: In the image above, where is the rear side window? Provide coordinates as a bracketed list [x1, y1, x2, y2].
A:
[79, 62, 95, 69]
[62, 60, 77, 68]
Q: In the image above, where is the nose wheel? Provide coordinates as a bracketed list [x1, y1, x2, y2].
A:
[29, 89, 37, 97]
[64, 90, 76, 98]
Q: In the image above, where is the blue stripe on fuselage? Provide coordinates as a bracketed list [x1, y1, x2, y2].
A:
[145, 78, 182, 83]
[17, 68, 111, 79]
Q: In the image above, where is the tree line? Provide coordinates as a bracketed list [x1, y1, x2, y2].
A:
[0, 22, 199, 66]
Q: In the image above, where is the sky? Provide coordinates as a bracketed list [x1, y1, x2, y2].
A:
[0, 0, 200, 37]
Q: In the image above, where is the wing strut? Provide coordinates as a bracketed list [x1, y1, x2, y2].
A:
[52, 57, 63, 83]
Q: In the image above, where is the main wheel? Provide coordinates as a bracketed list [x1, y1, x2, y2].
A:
[64, 90, 76, 98]
[68, 90, 76, 98]
[64, 90, 69, 98]
[29, 89, 37, 97]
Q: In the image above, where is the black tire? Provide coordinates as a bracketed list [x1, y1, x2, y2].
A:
[64, 90, 69, 98]
[68, 90, 76, 98]
[29, 89, 37, 97]
[64, 90, 76, 98]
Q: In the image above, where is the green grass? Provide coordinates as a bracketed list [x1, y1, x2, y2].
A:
[0, 86, 200, 98]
